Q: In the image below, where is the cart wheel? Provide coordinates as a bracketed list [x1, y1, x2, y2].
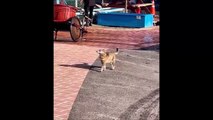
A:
[70, 16, 82, 42]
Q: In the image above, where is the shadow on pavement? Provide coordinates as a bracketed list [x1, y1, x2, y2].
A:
[59, 63, 101, 72]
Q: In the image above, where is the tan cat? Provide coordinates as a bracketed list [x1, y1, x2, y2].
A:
[96, 48, 119, 72]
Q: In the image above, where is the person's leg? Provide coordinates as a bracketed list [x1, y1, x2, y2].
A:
[89, 6, 94, 26]
[84, 4, 89, 26]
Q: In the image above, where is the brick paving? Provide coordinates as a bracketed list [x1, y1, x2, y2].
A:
[54, 44, 103, 120]
[55, 25, 159, 49]
[54, 25, 159, 120]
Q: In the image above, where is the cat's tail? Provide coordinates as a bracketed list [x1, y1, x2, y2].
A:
[115, 48, 119, 55]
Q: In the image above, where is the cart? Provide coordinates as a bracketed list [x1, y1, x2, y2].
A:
[54, 0, 84, 42]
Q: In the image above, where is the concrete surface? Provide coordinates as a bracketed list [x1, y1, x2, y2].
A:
[68, 48, 159, 120]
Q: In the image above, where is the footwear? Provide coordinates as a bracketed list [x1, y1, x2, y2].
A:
[85, 19, 90, 26]
[83, 30, 88, 33]
[89, 22, 92, 26]
[85, 22, 89, 27]
[82, 28, 88, 33]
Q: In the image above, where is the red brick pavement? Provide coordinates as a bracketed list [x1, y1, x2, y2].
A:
[54, 25, 159, 120]
[55, 25, 159, 49]
[54, 44, 103, 120]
